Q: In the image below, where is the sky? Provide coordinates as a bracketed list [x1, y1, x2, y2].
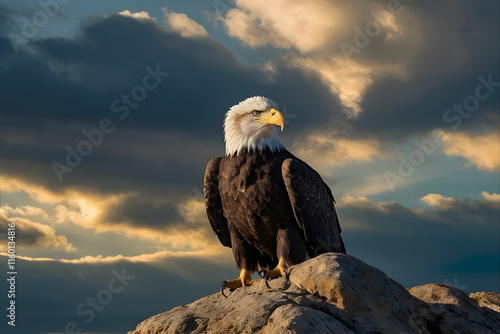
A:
[0, 0, 498, 333]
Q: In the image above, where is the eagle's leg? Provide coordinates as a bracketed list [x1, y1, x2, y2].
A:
[260, 257, 289, 288]
[221, 269, 259, 297]
[221, 228, 263, 297]
[259, 225, 307, 287]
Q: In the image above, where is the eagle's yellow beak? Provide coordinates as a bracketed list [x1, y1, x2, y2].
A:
[255, 108, 285, 131]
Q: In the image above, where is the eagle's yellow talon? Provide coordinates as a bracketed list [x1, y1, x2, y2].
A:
[220, 269, 259, 297]
[263, 257, 288, 287]
[264, 268, 287, 280]
[220, 281, 232, 298]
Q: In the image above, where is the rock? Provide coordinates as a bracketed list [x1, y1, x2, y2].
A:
[470, 291, 500, 313]
[409, 283, 500, 334]
[128, 253, 500, 334]
[288, 253, 417, 333]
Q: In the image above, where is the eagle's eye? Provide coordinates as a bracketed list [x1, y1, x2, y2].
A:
[252, 110, 261, 117]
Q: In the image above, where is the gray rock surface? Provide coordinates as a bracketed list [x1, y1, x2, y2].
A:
[128, 253, 500, 334]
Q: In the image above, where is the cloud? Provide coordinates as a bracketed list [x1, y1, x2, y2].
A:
[291, 56, 374, 116]
[222, 0, 398, 53]
[1, 175, 222, 253]
[98, 193, 181, 229]
[57, 201, 220, 253]
[419, 193, 456, 210]
[162, 7, 208, 38]
[292, 132, 388, 170]
[481, 191, 500, 203]
[335, 192, 499, 294]
[337, 193, 435, 230]
[1, 4, 494, 210]
[221, 0, 415, 116]
[421, 192, 500, 213]
[117, 10, 156, 22]
[0, 11, 345, 203]
[220, 0, 499, 125]
[338, 191, 500, 230]
[1, 247, 231, 265]
[440, 131, 500, 172]
[0, 175, 71, 204]
[178, 197, 206, 225]
[52, 191, 214, 248]
[338, 194, 391, 213]
[0, 211, 76, 251]
[0, 1, 496, 241]
[0, 204, 49, 220]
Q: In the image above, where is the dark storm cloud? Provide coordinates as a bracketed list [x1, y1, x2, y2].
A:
[101, 193, 182, 229]
[339, 195, 499, 292]
[0, 213, 73, 250]
[215, 0, 498, 142]
[0, 1, 496, 237]
[356, 0, 500, 140]
[0, 11, 343, 199]
[1, 13, 340, 132]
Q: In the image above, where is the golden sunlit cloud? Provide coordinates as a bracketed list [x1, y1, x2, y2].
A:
[419, 193, 456, 210]
[162, 7, 208, 38]
[222, 0, 413, 116]
[370, 2, 404, 40]
[0, 211, 76, 252]
[54, 193, 218, 251]
[420, 191, 500, 210]
[293, 56, 373, 116]
[0, 204, 49, 220]
[178, 198, 206, 225]
[1, 176, 218, 252]
[0, 176, 72, 204]
[224, 0, 341, 52]
[481, 191, 500, 204]
[293, 133, 388, 170]
[346, 174, 398, 197]
[337, 194, 391, 213]
[440, 131, 500, 172]
[0, 247, 233, 266]
[335, 194, 396, 230]
[117, 10, 156, 22]
[337, 193, 438, 222]
[333, 191, 499, 233]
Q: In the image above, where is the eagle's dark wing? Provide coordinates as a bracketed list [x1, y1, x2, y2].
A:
[282, 158, 346, 256]
[204, 157, 231, 247]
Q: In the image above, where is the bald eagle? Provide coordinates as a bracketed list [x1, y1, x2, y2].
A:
[204, 96, 345, 296]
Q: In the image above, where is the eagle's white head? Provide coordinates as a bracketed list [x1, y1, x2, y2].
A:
[224, 96, 285, 156]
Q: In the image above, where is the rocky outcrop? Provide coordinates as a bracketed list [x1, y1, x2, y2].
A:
[128, 253, 500, 334]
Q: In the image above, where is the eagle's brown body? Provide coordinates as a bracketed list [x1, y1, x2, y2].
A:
[204, 147, 345, 273]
